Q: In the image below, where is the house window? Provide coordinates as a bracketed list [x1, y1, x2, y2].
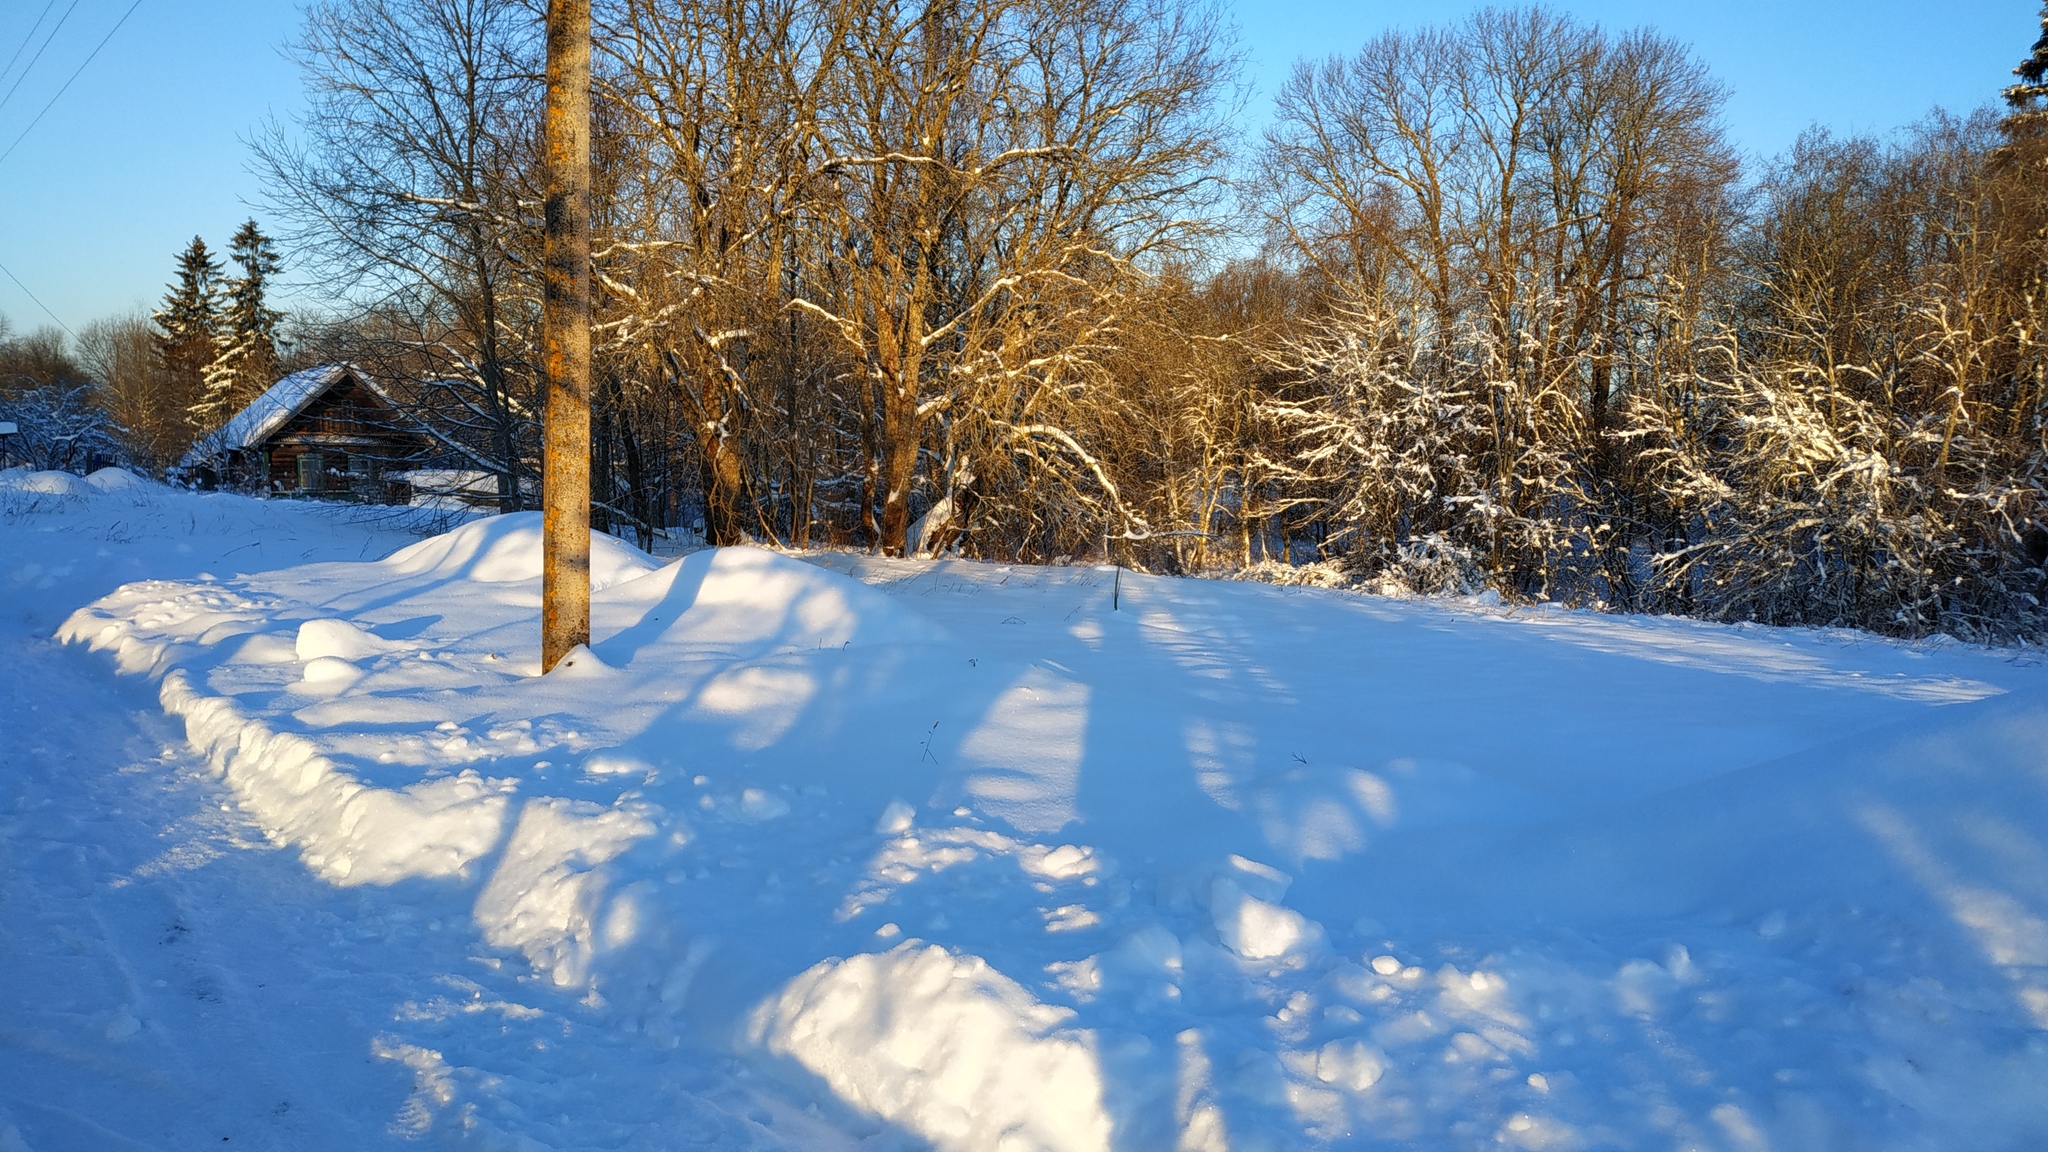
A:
[297, 452, 326, 492]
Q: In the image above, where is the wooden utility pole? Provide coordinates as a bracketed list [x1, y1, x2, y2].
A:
[541, 0, 592, 672]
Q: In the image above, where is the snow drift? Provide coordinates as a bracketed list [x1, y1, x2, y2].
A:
[752, 944, 1114, 1152]
[45, 504, 2048, 1151]
[3, 468, 95, 496]
[380, 511, 659, 591]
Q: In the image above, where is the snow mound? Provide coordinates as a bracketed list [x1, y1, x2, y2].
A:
[1210, 876, 1322, 959]
[381, 511, 660, 591]
[0, 464, 160, 497]
[1314, 1037, 1389, 1091]
[84, 467, 150, 491]
[874, 798, 917, 834]
[296, 618, 395, 662]
[476, 797, 656, 989]
[597, 545, 948, 658]
[751, 943, 1112, 1152]
[299, 655, 365, 689]
[3, 469, 93, 496]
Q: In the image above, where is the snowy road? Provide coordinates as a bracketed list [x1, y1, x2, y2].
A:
[0, 489, 428, 1149]
[7, 472, 2048, 1151]
[0, 486, 805, 1151]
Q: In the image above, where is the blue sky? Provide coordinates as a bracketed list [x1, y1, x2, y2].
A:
[0, 0, 2033, 338]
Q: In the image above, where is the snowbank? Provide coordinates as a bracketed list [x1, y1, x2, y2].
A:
[2, 468, 94, 496]
[597, 543, 950, 657]
[164, 666, 513, 886]
[381, 510, 661, 590]
[55, 521, 948, 999]
[476, 796, 658, 990]
[752, 944, 1113, 1152]
[0, 465, 157, 496]
[85, 466, 151, 490]
[44, 505, 2048, 1151]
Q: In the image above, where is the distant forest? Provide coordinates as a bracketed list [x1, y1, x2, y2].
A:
[5, 1, 2048, 642]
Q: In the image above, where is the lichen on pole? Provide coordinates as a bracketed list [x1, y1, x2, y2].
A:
[540, 0, 591, 672]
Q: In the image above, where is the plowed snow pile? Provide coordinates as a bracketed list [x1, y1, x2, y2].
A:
[10, 484, 2048, 1151]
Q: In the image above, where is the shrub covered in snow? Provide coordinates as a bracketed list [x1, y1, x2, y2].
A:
[0, 383, 122, 474]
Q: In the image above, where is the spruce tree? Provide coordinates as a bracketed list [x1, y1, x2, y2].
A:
[2004, 1, 2048, 455]
[151, 237, 220, 435]
[2007, 3, 2048, 135]
[194, 221, 286, 431]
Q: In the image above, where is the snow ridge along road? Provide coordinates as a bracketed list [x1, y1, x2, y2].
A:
[15, 471, 2048, 1150]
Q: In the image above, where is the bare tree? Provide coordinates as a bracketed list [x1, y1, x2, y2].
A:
[254, 0, 543, 512]
[1627, 112, 2047, 640]
[794, 0, 1237, 555]
[1260, 9, 1736, 598]
[76, 311, 190, 472]
[598, 0, 837, 545]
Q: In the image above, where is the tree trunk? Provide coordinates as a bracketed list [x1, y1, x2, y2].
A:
[610, 380, 654, 552]
[700, 420, 748, 546]
[472, 245, 523, 515]
[540, 0, 592, 672]
[875, 292, 925, 557]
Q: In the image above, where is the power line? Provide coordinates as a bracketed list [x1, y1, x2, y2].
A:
[0, 0, 81, 116]
[0, 2, 61, 92]
[0, 254, 78, 342]
[0, 0, 142, 170]
[0, 0, 150, 349]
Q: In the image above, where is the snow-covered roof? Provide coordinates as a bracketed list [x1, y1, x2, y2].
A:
[394, 469, 507, 495]
[180, 364, 398, 468]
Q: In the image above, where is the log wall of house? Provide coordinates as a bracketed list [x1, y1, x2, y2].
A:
[251, 377, 428, 501]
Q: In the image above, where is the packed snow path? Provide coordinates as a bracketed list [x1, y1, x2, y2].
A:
[9, 472, 2048, 1150]
[1, 481, 797, 1151]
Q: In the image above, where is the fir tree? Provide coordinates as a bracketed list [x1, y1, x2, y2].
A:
[2006, 3, 2048, 134]
[1999, 2, 2048, 312]
[151, 237, 220, 390]
[193, 221, 286, 431]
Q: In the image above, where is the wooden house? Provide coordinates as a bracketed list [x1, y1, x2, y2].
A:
[180, 364, 431, 501]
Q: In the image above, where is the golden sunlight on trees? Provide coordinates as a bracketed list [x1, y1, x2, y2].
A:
[33, 0, 2017, 642]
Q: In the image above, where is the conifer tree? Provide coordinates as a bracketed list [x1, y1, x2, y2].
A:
[2007, 3, 2048, 135]
[1998, 3, 2048, 312]
[193, 221, 285, 431]
[151, 237, 220, 435]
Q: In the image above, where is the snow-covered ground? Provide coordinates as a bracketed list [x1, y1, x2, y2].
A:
[6, 469, 2048, 1151]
